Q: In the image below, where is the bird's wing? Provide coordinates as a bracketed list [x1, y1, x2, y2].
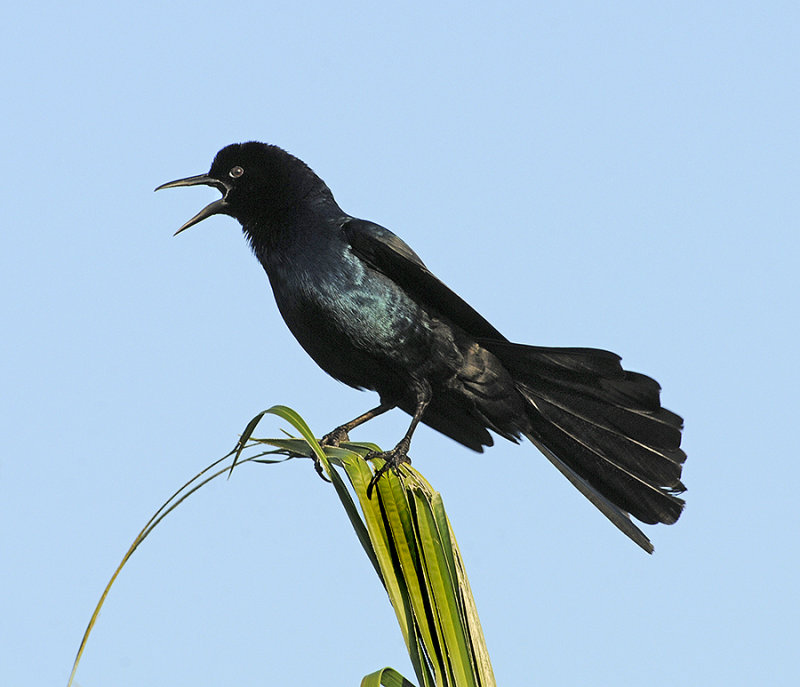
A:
[342, 218, 507, 341]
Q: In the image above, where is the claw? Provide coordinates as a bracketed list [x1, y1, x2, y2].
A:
[365, 443, 412, 498]
[314, 425, 353, 483]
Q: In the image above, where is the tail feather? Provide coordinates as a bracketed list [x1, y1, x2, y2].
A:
[523, 392, 685, 523]
[525, 433, 657, 553]
[530, 391, 686, 485]
[484, 341, 664, 409]
[526, 381, 683, 450]
[485, 341, 686, 551]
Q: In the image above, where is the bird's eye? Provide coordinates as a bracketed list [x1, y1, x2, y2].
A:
[229, 166, 244, 179]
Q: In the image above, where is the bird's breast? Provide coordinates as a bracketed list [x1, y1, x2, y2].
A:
[262, 245, 440, 394]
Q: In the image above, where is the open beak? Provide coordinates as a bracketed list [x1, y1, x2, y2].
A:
[155, 174, 231, 235]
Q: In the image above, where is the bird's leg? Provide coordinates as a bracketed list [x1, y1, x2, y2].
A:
[321, 402, 395, 447]
[313, 402, 394, 485]
[366, 383, 431, 498]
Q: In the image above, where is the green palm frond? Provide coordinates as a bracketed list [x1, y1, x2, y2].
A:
[68, 406, 496, 687]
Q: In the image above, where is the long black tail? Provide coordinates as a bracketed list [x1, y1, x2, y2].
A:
[484, 341, 686, 553]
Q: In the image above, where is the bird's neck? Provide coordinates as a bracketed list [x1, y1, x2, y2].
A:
[242, 191, 346, 262]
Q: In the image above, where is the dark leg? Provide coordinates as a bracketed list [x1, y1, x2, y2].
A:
[366, 383, 432, 498]
[321, 402, 395, 446]
[312, 402, 395, 484]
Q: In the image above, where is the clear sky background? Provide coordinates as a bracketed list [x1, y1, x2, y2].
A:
[2, 3, 797, 686]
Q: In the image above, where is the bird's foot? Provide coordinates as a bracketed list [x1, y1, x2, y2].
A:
[311, 426, 352, 484]
[365, 440, 412, 498]
[321, 426, 351, 447]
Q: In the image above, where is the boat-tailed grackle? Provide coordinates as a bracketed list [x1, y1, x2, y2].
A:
[156, 142, 686, 552]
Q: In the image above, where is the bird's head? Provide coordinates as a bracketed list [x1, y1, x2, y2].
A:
[155, 142, 325, 234]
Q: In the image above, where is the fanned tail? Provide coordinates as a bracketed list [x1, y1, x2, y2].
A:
[484, 341, 686, 553]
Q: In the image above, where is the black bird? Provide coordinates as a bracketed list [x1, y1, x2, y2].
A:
[156, 142, 686, 552]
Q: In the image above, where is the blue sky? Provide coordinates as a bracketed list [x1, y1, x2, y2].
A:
[2, 3, 798, 686]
